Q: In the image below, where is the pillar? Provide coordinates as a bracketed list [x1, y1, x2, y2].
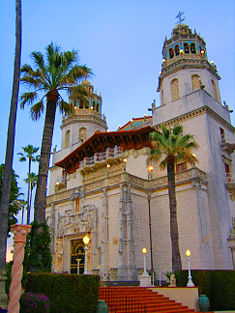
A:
[8, 224, 31, 313]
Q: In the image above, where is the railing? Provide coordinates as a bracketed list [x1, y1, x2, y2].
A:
[80, 147, 124, 169]
[99, 287, 147, 313]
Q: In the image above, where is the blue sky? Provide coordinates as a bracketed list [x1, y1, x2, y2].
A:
[0, 0, 235, 211]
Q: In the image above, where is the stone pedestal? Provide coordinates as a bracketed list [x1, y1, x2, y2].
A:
[0, 269, 8, 309]
[139, 274, 152, 287]
[8, 224, 31, 313]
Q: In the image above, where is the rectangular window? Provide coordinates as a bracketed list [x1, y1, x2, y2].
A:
[176, 162, 187, 173]
[75, 199, 79, 213]
[224, 162, 231, 183]
[220, 128, 225, 143]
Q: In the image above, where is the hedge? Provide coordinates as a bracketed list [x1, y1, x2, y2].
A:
[24, 273, 100, 313]
[176, 270, 235, 311]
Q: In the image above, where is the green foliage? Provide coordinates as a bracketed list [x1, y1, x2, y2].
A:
[0, 164, 22, 233]
[24, 221, 52, 272]
[25, 273, 100, 313]
[176, 270, 235, 310]
[20, 292, 50, 313]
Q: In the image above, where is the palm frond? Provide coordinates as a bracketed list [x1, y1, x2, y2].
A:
[20, 92, 38, 108]
[31, 51, 45, 72]
[58, 99, 74, 115]
[173, 124, 183, 136]
[30, 100, 44, 120]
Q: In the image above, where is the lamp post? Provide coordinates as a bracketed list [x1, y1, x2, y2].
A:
[83, 235, 90, 275]
[185, 249, 194, 287]
[142, 248, 148, 275]
[147, 164, 154, 286]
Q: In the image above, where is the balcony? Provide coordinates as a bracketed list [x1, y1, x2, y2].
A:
[55, 175, 67, 190]
[79, 147, 124, 169]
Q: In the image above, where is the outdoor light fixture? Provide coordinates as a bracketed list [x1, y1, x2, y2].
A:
[107, 164, 111, 168]
[123, 159, 127, 163]
[185, 249, 194, 287]
[83, 235, 90, 275]
[142, 248, 148, 275]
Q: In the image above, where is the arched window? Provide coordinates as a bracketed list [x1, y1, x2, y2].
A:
[191, 43, 196, 54]
[96, 104, 100, 112]
[184, 43, 189, 54]
[161, 89, 164, 105]
[212, 80, 219, 102]
[171, 78, 180, 102]
[169, 48, 174, 59]
[79, 127, 86, 143]
[175, 45, 179, 56]
[65, 130, 70, 149]
[79, 102, 83, 109]
[192, 74, 200, 91]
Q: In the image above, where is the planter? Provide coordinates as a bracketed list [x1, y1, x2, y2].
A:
[96, 300, 109, 313]
[198, 294, 210, 312]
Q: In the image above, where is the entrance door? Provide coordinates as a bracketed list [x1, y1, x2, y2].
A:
[71, 240, 85, 274]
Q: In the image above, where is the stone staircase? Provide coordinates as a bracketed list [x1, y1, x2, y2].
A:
[99, 286, 213, 313]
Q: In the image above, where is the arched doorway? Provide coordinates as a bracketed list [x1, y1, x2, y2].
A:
[71, 240, 85, 274]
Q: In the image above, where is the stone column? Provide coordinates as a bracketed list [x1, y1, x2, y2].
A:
[118, 184, 127, 281]
[8, 224, 31, 313]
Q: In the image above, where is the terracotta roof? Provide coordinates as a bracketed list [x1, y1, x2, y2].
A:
[56, 125, 154, 173]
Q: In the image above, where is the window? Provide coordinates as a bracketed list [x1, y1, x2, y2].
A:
[192, 74, 200, 91]
[169, 48, 174, 59]
[79, 127, 86, 142]
[184, 43, 189, 54]
[175, 45, 179, 56]
[191, 43, 196, 54]
[171, 78, 180, 102]
[176, 162, 187, 173]
[65, 130, 70, 149]
[161, 89, 164, 105]
[212, 79, 219, 102]
[220, 128, 225, 143]
[224, 162, 231, 183]
[75, 199, 79, 213]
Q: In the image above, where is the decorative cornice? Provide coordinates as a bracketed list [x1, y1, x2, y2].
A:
[155, 106, 234, 133]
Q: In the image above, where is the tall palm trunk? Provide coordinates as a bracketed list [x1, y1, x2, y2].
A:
[34, 98, 57, 224]
[167, 159, 182, 272]
[0, 0, 22, 271]
[26, 157, 31, 224]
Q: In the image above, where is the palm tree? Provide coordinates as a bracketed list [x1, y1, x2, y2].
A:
[0, 0, 22, 277]
[149, 124, 199, 272]
[24, 172, 37, 224]
[18, 145, 39, 224]
[20, 43, 91, 224]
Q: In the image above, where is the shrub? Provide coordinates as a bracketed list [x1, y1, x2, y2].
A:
[20, 292, 50, 313]
[25, 273, 100, 313]
[176, 270, 235, 311]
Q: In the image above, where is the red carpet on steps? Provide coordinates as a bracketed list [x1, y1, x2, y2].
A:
[99, 286, 213, 313]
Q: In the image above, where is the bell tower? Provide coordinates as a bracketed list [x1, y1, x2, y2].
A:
[154, 22, 226, 125]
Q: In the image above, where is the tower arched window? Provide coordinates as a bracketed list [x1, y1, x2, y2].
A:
[184, 43, 189, 54]
[192, 74, 200, 91]
[169, 48, 174, 59]
[79, 127, 86, 143]
[161, 89, 164, 105]
[175, 45, 179, 56]
[65, 130, 70, 149]
[191, 43, 196, 54]
[171, 78, 180, 102]
[212, 79, 219, 102]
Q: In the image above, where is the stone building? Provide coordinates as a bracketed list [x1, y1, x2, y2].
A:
[46, 23, 235, 281]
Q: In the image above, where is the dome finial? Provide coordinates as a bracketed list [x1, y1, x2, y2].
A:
[176, 11, 185, 25]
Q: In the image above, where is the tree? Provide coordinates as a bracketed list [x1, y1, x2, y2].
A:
[18, 145, 39, 224]
[0, 164, 22, 234]
[0, 0, 22, 274]
[24, 172, 37, 224]
[20, 43, 91, 224]
[149, 124, 199, 272]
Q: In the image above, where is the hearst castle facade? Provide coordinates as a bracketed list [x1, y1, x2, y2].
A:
[46, 23, 235, 281]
